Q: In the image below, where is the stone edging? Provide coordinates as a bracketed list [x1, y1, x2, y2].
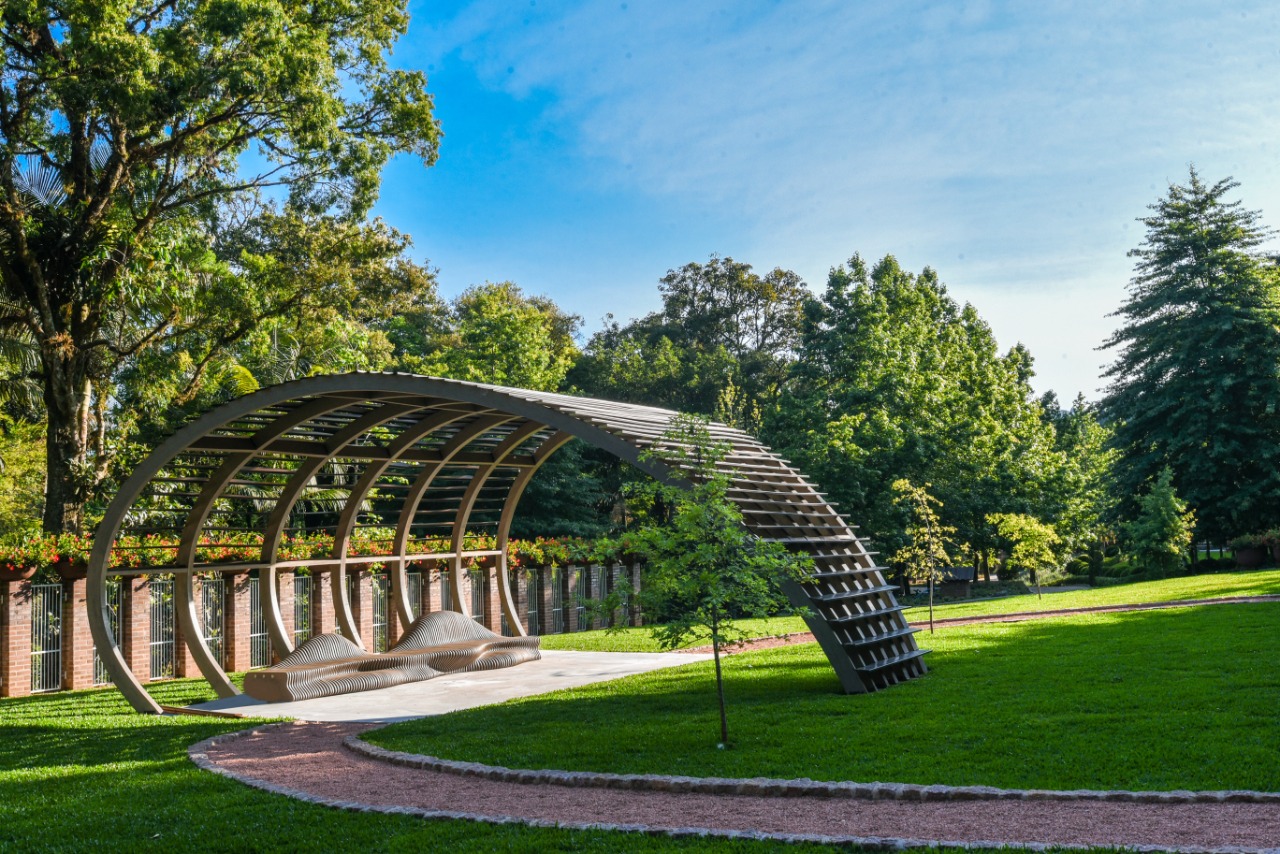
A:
[344, 733, 1280, 805]
[189, 724, 1280, 854]
[184, 724, 1033, 852]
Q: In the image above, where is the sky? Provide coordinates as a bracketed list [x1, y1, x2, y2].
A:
[371, 1, 1280, 401]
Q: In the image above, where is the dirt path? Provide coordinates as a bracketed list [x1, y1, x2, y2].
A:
[196, 722, 1280, 852]
[678, 594, 1280, 655]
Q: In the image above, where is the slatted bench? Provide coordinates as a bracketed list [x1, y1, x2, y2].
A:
[242, 610, 541, 703]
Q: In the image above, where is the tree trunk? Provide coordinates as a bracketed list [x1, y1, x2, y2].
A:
[711, 611, 729, 746]
[40, 347, 93, 534]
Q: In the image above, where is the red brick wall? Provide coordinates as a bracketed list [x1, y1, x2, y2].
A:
[0, 581, 31, 698]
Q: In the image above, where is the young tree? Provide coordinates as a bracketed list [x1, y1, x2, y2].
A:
[987, 513, 1061, 599]
[890, 479, 955, 633]
[1126, 468, 1196, 578]
[0, 2, 439, 531]
[1101, 169, 1280, 542]
[632, 415, 810, 747]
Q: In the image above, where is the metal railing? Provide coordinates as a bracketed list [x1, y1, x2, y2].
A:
[406, 570, 423, 621]
[550, 567, 564, 633]
[469, 569, 484, 624]
[199, 576, 225, 667]
[93, 579, 123, 686]
[149, 580, 175, 680]
[293, 575, 312, 644]
[526, 570, 539, 636]
[440, 568, 452, 612]
[371, 571, 389, 652]
[575, 567, 588, 631]
[30, 583, 62, 693]
[248, 576, 270, 668]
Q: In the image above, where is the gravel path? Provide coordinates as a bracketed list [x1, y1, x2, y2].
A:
[198, 722, 1280, 852]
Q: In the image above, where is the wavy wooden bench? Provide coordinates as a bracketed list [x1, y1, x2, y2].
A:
[242, 610, 541, 703]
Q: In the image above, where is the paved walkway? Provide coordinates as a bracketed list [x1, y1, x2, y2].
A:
[188, 649, 712, 721]
[196, 722, 1280, 852]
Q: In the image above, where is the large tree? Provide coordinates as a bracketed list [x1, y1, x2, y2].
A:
[1, 1, 439, 532]
[1100, 170, 1280, 541]
[767, 254, 1063, 563]
[571, 255, 806, 430]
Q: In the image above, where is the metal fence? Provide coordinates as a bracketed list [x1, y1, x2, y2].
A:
[406, 570, 423, 621]
[293, 575, 312, 645]
[30, 583, 62, 693]
[199, 576, 225, 667]
[371, 572, 389, 653]
[93, 579, 123, 686]
[149, 579, 175, 680]
[550, 567, 564, 633]
[526, 571, 539, 636]
[575, 567, 587, 631]
[439, 568, 452, 612]
[469, 569, 484, 624]
[248, 576, 270, 668]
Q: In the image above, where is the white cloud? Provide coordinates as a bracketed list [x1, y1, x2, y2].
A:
[406, 0, 1280, 397]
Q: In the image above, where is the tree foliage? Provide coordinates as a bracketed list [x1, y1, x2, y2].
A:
[767, 254, 1066, 563]
[0, 0, 439, 531]
[1101, 169, 1280, 541]
[1125, 468, 1195, 578]
[889, 479, 954, 631]
[631, 415, 810, 746]
[987, 512, 1061, 597]
[571, 256, 806, 430]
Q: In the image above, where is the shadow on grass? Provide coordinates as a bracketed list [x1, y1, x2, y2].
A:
[372, 604, 1280, 793]
[0, 682, 852, 853]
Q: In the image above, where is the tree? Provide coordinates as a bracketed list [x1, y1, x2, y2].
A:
[1126, 468, 1195, 578]
[767, 254, 1064, 567]
[987, 513, 1060, 599]
[890, 480, 954, 633]
[570, 255, 806, 430]
[631, 415, 810, 746]
[1101, 169, 1280, 542]
[1, 1, 439, 531]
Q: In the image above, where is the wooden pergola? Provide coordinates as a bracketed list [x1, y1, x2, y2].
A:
[89, 373, 927, 713]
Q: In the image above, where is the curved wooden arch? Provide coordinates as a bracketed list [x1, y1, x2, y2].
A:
[88, 373, 927, 713]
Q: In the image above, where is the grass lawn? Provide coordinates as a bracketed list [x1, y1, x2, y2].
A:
[539, 568, 1280, 652]
[372, 603, 1280, 793]
[0, 679, 839, 852]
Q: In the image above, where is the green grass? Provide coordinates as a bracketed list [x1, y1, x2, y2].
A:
[372, 603, 1280, 793]
[540, 568, 1280, 652]
[0, 678, 845, 852]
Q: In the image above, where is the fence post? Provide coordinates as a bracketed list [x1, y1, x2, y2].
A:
[61, 577, 96, 690]
[0, 580, 32, 698]
[311, 568, 337, 637]
[120, 576, 151, 683]
[222, 572, 253, 673]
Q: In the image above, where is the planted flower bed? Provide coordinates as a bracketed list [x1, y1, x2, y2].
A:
[0, 530, 645, 582]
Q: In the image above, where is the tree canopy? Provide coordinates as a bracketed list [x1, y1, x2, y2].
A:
[1101, 169, 1280, 541]
[1, 0, 440, 532]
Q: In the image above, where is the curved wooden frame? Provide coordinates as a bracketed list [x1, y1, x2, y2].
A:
[88, 373, 926, 713]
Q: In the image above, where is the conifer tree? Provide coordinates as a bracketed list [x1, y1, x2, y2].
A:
[1101, 169, 1280, 541]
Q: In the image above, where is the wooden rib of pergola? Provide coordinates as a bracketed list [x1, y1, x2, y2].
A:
[89, 373, 927, 713]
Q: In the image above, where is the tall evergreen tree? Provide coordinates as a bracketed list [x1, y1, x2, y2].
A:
[1101, 170, 1280, 541]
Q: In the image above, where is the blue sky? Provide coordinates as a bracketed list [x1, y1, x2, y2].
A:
[373, 1, 1280, 400]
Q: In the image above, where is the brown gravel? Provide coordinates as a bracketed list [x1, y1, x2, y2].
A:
[201, 722, 1280, 851]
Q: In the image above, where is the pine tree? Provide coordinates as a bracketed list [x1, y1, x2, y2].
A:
[1126, 468, 1196, 578]
[1101, 169, 1280, 541]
